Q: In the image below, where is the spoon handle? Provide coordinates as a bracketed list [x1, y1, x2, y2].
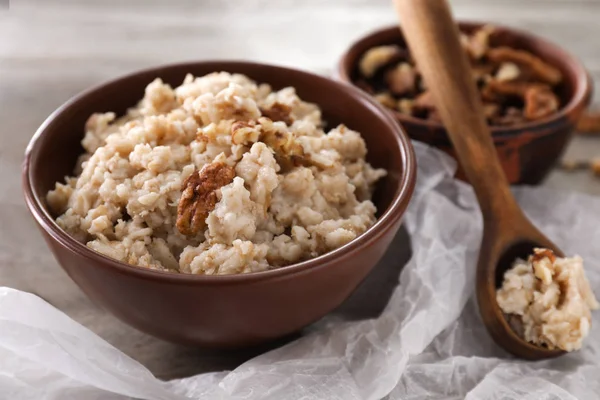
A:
[392, 0, 519, 220]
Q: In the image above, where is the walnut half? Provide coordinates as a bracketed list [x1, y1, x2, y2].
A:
[176, 161, 235, 236]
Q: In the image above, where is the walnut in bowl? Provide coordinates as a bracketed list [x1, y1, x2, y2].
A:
[354, 25, 564, 126]
[337, 22, 592, 184]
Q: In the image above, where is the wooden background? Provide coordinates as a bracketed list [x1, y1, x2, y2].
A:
[1, 0, 600, 381]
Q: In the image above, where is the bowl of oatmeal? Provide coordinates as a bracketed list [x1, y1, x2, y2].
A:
[23, 61, 415, 347]
[337, 22, 592, 185]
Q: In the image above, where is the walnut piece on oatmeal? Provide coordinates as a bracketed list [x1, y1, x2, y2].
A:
[47, 72, 386, 275]
[497, 248, 599, 351]
[176, 161, 235, 236]
[258, 117, 306, 170]
[231, 117, 323, 171]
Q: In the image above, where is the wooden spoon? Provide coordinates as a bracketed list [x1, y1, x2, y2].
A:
[393, 0, 564, 359]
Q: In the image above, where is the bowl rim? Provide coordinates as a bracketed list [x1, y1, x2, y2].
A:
[336, 21, 592, 137]
[22, 60, 416, 285]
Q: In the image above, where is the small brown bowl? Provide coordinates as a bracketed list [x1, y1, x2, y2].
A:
[23, 61, 416, 348]
[337, 22, 592, 185]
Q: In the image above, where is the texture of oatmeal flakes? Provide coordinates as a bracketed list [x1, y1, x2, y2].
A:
[497, 248, 599, 351]
[47, 72, 386, 274]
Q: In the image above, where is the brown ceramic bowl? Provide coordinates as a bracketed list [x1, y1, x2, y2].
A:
[23, 61, 416, 348]
[337, 22, 592, 185]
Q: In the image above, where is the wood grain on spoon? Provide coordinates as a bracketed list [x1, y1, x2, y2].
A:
[392, 0, 564, 359]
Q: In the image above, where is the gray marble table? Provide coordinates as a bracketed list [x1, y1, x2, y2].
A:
[1, 0, 600, 380]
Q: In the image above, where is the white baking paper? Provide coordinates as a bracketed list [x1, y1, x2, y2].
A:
[2, 141, 600, 400]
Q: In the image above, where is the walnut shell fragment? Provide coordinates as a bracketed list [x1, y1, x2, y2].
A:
[176, 162, 235, 236]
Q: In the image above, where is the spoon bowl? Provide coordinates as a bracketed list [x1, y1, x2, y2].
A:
[477, 220, 565, 359]
[393, 0, 565, 359]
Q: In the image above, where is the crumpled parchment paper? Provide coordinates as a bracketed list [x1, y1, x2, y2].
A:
[2, 142, 600, 400]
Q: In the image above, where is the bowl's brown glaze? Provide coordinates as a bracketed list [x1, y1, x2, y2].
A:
[337, 22, 592, 185]
[23, 61, 416, 348]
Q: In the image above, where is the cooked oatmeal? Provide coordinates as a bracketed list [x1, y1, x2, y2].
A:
[47, 72, 386, 275]
[497, 248, 599, 351]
